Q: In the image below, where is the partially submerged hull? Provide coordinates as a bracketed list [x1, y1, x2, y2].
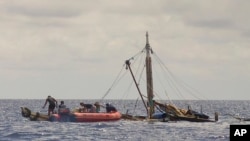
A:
[121, 113, 216, 122]
[154, 101, 218, 122]
[121, 114, 147, 121]
[121, 103, 218, 122]
[172, 114, 216, 122]
[21, 107, 49, 121]
[121, 114, 170, 122]
[21, 107, 121, 122]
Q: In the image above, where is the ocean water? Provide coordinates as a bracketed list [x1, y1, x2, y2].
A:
[0, 99, 249, 141]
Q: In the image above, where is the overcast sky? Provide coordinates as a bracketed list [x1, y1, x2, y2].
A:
[0, 0, 250, 100]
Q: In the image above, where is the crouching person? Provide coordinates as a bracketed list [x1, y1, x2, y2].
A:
[105, 103, 117, 113]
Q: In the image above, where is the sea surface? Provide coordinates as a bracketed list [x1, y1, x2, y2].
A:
[0, 99, 249, 141]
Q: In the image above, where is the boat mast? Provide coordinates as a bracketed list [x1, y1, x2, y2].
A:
[145, 32, 154, 118]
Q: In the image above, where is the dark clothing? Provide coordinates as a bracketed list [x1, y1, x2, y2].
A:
[46, 97, 56, 111]
[59, 104, 66, 109]
[43, 96, 57, 116]
[106, 103, 117, 113]
[49, 104, 56, 110]
[83, 104, 93, 109]
[47, 97, 56, 105]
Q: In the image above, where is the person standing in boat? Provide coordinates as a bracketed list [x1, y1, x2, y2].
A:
[42, 95, 58, 116]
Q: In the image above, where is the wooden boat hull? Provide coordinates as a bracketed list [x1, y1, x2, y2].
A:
[121, 112, 217, 122]
[21, 107, 121, 122]
[122, 114, 147, 121]
[21, 107, 49, 121]
[152, 101, 218, 122]
[121, 114, 170, 122]
[173, 115, 216, 122]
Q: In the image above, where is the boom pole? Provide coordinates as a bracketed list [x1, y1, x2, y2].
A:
[125, 60, 148, 115]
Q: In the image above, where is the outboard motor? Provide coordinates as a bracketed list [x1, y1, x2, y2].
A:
[106, 103, 117, 113]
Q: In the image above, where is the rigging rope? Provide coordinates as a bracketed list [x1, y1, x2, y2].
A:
[100, 49, 147, 112]
[121, 50, 145, 100]
[100, 64, 126, 101]
[152, 53, 186, 100]
[152, 51, 216, 114]
[133, 97, 139, 115]
[153, 52, 209, 100]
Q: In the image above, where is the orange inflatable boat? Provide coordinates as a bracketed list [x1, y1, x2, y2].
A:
[49, 104, 121, 122]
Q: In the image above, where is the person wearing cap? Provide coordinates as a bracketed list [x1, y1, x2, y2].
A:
[42, 95, 57, 116]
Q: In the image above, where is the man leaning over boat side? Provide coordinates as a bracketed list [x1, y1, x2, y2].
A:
[78, 102, 104, 113]
[79, 102, 96, 113]
[42, 95, 58, 116]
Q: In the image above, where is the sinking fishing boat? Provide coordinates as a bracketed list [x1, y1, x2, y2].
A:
[21, 103, 121, 122]
[117, 32, 218, 122]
